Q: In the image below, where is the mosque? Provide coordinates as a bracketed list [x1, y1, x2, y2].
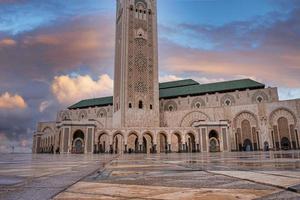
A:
[32, 0, 300, 154]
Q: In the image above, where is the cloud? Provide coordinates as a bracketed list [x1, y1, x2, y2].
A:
[0, 13, 115, 90]
[39, 100, 52, 112]
[0, 38, 16, 47]
[159, 8, 300, 88]
[159, 75, 183, 83]
[0, 92, 27, 109]
[51, 74, 113, 105]
[278, 87, 300, 100]
[0, 10, 115, 153]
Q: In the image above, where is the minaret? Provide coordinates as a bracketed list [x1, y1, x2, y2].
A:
[113, 0, 159, 128]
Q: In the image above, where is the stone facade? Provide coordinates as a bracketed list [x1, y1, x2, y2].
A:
[113, 0, 159, 128]
[33, 86, 300, 154]
[32, 0, 300, 154]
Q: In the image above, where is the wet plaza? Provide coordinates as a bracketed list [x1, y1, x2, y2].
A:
[0, 151, 300, 200]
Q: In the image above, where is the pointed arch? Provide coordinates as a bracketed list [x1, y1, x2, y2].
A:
[180, 111, 211, 127]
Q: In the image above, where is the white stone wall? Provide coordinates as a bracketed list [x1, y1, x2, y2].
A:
[34, 87, 300, 154]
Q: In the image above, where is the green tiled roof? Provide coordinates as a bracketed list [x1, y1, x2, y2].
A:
[68, 79, 265, 109]
[159, 79, 199, 89]
[159, 78, 265, 99]
[68, 96, 113, 109]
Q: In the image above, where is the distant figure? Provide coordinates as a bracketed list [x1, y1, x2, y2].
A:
[264, 142, 269, 151]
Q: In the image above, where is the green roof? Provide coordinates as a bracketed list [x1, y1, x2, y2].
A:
[68, 96, 113, 109]
[68, 79, 265, 109]
[159, 78, 265, 99]
[159, 79, 199, 89]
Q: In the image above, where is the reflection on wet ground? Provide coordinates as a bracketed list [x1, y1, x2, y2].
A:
[0, 154, 113, 200]
[1, 151, 300, 200]
[55, 151, 300, 200]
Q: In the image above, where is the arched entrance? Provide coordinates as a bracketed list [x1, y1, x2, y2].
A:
[127, 132, 139, 153]
[281, 137, 291, 150]
[234, 111, 259, 151]
[243, 139, 253, 151]
[269, 108, 298, 150]
[72, 130, 84, 154]
[186, 132, 196, 152]
[209, 130, 220, 152]
[98, 133, 109, 153]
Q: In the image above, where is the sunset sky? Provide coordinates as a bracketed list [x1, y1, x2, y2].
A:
[0, 0, 299, 152]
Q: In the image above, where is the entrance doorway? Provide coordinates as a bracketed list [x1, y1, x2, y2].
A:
[72, 130, 84, 154]
[243, 139, 253, 151]
[209, 130, 220, 152]
[281, 137, 291, 150]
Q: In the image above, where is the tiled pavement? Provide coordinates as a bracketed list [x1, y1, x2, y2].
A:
[0, 151, 299, 200]
[0, 154, 114, 200]
[54, 151, 300, 200]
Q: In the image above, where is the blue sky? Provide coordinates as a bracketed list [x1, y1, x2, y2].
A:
[0, 0, 299, 152]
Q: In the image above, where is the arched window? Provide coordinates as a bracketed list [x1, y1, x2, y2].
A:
[257, 96, 263, 103]
[225, 99, 231, 106]
[129, 103, 132, 108]
[139, 101, 143, 109]
[150, 104, 153, 110]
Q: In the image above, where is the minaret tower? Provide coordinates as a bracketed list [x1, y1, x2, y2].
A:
[113, 0, 159, 128]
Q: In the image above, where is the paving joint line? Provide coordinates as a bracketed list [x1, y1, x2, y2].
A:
[49, 156, 118, 200]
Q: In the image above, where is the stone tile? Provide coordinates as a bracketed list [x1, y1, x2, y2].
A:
[209, 170, 300, 188]
[2, 151, 300, 199]
[54, 182, 276, 200]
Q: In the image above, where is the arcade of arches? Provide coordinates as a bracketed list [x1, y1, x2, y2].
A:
[94, 131, 198, 154]
[36, 108, 300, 154]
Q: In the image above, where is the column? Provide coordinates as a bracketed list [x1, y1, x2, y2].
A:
[110, 144, 113, 154]
[86, 127, 93, 154]
[62, 127, 70, 154]
[288, 125, 294, 149]
[182, 143, 186, 153]
[201, 128, 207, 152]
[153, 144, 157, 153]
[124, 144, 128, 153]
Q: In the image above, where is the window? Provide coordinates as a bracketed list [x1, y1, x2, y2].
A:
[196, 103, 201, 108]
[168, 105, 174, 112]
[257, 96, 263, 103]
[129, 103, 132, 108]
[139, 101, 143, 109]
[150, 104, 153, 110]
[225, 99, 231, 106]
[100, 113, 104, 118]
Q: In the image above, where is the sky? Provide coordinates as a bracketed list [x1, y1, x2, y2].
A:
[0, 0, 299, 152]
